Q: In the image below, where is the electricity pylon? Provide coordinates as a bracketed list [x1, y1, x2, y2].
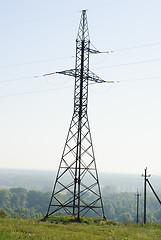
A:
[45, 10, 113, 220]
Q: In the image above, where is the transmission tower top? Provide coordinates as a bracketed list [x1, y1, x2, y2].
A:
[77, 10, 89, 41]
[44, 10, 113, 84]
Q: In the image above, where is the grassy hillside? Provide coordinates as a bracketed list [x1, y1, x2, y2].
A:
[1, 216, 161, 240]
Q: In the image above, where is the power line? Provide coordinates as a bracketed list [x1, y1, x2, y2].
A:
[0, 86, 71, 98]
[0, 11, 78, 27]
[88, 0, 125, 11]
[89, 75, 161, 86]
[118, 75, 161, 83]
[78, 41, 161, 54]
[0, 72, 65, 83]
[0, 56, 74, 69]
[1, 73, 161, 85]
[90, 41, 161, 56]
[111, 42, 161, 52]
[1, 74, 161, 98]
[0, 41, 161, 69]
[0, 1, 123, 28]
[0, 54, 160, 71]
[93, 58, 161, 70]
[0, 75, 41, 83]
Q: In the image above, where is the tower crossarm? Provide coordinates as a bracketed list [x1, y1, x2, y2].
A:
[88, 70, 114, 84]
[88, 71, 105, 83]
[56, 69, 114, 84]
[56, 69, 76, 77]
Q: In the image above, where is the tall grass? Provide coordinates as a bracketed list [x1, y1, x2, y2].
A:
[0, 216, 161, 239]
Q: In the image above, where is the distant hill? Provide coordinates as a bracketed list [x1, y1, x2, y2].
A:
[0, 168, 161, 193]
[0, 168, 55, 192]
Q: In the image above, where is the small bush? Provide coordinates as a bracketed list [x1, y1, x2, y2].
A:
[0, 209, 7, 218]
[44, 215, 118, 225]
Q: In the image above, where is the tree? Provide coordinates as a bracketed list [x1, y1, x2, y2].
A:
[118, 212, 133, 222]
[0, 189, 11, 208]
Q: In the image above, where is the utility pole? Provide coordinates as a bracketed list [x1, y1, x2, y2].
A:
[135, 189, 141, 223]
[142, 167, 151, 224]
[45, 10, 113, 221]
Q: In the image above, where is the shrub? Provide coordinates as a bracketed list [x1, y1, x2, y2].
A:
[0, 209, 7, 218]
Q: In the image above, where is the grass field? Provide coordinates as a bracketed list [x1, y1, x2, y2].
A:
[1, 216, 161, 240]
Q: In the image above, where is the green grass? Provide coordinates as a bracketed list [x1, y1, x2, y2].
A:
[1, 216, 161, 239]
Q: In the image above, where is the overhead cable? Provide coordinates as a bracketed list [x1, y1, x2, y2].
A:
[111, 42, 161, 52]
[0, 56, 74, 69]
[93, 58, 161, 70]
[0, 11, 78, 27]
[0, 75, 42, 83]
[1, 41, 161, 69]
[0, 86, 71, 98]
[1, 75, 161, 98]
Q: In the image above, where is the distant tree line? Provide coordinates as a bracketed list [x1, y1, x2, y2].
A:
[0, 188, 50, 219]
[103, 191, 160, 222]
[0, 187, 161, 222]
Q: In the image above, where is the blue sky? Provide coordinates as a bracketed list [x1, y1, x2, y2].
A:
[0, 0, 161, 175]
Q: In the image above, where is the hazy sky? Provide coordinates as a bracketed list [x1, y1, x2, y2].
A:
[0, 0, 161, 175]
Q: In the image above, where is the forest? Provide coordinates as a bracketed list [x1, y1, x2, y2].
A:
[1, 187, 161, 222]
[1, 169, 161, 222]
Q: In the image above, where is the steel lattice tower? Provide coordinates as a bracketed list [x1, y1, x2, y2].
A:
[45, 10, 111, 220]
